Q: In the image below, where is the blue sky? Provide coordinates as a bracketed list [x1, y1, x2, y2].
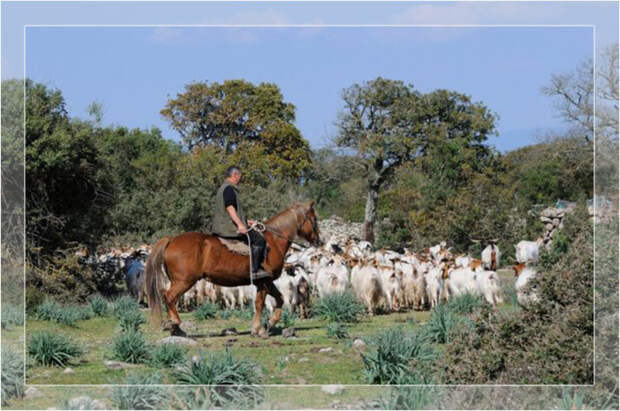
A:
[4, 2, 619, 152]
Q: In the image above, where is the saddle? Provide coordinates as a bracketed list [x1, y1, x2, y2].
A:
[216, 236, 250, 256]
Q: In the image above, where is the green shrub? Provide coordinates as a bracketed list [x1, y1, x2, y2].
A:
[111, 372, 167, 410]
[118, 310, 146, 333]
[362, 327, 436, 384]
[1, 305, 24, 329]
[88, 294, 109, 316]
[112, 295, 140, 318]
[446, 293, 484, 314]
[150, 344, 186, 368]
[312, 292, 366, 323]
[34, 300, 92, 326]
[28, 331, 83, 367]
[422, 303, 462, 344]
[279, 308, 297, 329]
[194, 301, 218, 321]
[111, 330, 150, 364]
[377, 386, 437, 409]
[1, 347, 24, 405]
[173, 349, 264, 407]
[326, 322, 349, 339]
[437, 205, 594, 384]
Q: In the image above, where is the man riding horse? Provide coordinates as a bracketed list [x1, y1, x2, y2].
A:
[212, 166, 270, 281]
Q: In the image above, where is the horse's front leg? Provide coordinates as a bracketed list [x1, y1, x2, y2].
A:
[265, 281, 283, 330]
[252, 284, 268, 337]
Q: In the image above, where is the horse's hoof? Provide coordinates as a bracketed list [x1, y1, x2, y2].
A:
[258, 329, 270, 339]
[171, 324, 187, 337]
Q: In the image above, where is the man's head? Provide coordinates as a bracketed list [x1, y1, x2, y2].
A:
[225, 166, 242, 185]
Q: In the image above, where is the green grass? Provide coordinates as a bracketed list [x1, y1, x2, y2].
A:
[27, 331, 83, 367]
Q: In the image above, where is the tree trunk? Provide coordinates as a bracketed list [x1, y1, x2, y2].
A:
[363, 180, 380, 244]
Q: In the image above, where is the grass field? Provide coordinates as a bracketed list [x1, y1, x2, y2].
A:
[4, 269, 518, 409]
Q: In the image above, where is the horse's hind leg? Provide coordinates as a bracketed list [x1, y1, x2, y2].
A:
[265, 281, 284, 330]
[164, 280, 193, 337]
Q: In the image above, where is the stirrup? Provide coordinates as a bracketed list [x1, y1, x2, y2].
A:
[251, 268, 272, 281]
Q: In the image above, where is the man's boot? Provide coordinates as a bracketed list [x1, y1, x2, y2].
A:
[250, 244, 271, 281]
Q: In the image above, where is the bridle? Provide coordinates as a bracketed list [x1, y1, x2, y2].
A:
[249, 208, 321, 256]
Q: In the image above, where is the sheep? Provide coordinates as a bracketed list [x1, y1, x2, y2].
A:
[512, 263, 539, 306]
[515, 238, 544, 264]
[316, 255, 350, 298]
[481, 244, 501, 270]
[377, 263, 402, 312]
[351, 263, 386, 315]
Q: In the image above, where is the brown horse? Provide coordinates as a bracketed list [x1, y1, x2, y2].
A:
[144, 201, 321, 337]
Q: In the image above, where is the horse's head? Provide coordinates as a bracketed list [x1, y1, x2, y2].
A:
[297, 201, 322, 247]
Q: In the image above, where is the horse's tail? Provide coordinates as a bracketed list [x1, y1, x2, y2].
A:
[145, 236, 171, 326]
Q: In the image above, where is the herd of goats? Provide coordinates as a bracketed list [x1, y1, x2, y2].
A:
[77, 234, 544, 318]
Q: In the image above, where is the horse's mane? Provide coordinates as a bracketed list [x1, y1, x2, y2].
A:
[265, 203, 306, 233]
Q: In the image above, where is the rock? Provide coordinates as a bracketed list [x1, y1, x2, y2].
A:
[103, 360, 138, 370]
[540, 216, 553, 223]
[25, 387, 43, 399]
[352, 338, 367, 350]
[545, 223, 554, 231]
[191, 355, 201, 364]
[282, 327, 296, 338]
[158, 336, 198, 346]
[541, 207, 556, 218]
[321, 384, 344, 395]
[552, 218, 561, 226]
[298, 357, 309, 363]
[319, 347, 333, 353]
[63, 367, 74, 374]
[221, 327, 238, 336]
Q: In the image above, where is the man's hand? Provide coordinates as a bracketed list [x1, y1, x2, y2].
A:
[237, 224, 248, 234]
[247, 219, 256, 226]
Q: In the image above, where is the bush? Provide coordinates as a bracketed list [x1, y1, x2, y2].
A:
[88, 294, 109, 316]
[111, 330, 150, 364]
[112, 295, 140, 318]
[326, 322, 349, 339]
[422, 303, 462, 344]
[111, 372, 168, 410]
[1, 347, 24, 405]
[118, 310, 146, 333]
[173, 349, 264, 407]
[437, 205, 594, 384]
[362, 327, 436, 384]
[34, 300, 92, 326]
[28, 331, 83, 367]
[446, 293, 484, 314]
[150, 344, 186, 368]
[1, 304, 24, 329]
[194, 302, 218, 321]
[312, 292, 366, 323]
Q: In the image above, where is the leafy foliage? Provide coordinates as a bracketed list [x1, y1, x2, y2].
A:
[446, 293, 485, 315]
[34, 300, 92, 326]
[111, 372, 168, 410]
[278, 308, 298, 329]
[1, 347, 24, 405]
[1, 304, 24, 329]
[312, 292, 366, 323]
[361, 327, 436, 384]
[149, 344, 187, 368]
[326, 322, 349, 339]
[28, 331, 83, 367]
[111, 331, 150, 364]
[88, 294, 109, 316]
[194, 301, 219, 321]
[173, 349, 264, 407]
[112, 295, 140, 318]
[421, 303, 462, 344]
[377, 386, 438, 410]
[118, 310, 146, 333]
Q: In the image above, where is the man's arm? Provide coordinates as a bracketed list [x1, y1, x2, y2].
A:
[226, 205, 247, 234]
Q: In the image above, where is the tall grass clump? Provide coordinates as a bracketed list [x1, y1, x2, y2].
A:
[173, 349, 264, 407]
[194, 301, 218, 321]
[88, 294, 109, 316]
[326, 322, 349, 339]
[150, 344, 186, 368]
[34, 300, 92, 326]
[362, 327, 436, 384]
[446, 293, 484, 314]
[118, 310, 146, 332]
[279, 308, 297, 329]
[422, 303, 462, 344]
[111, 330, 150, 364]
[312, 292, 366, 323]
[111, 372, 168, 410]
[1, 347, 24, 405]
[377, 386, 438, 409]
[1, 304, 24, 329]
[112, 295, 140, 318]
[28, 331, 83, 367]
